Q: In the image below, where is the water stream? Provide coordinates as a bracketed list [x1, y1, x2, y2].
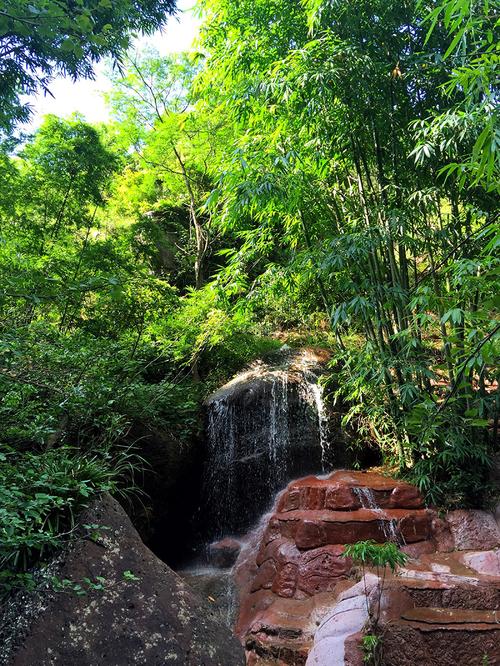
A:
[300, 370, 329, 471]
[353, 486, 403, 544]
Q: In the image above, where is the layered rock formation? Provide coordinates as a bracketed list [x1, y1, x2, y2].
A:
[233, 470, 500, 665]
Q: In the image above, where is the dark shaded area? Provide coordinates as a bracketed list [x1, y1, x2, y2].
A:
[126, 425, 206, 568]
[202, 352, 350, 539]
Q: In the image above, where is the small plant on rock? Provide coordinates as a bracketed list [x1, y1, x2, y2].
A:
[343, 540, 409, 664]
[361, 633, 381, 664]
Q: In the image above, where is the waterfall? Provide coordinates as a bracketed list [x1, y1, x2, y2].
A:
[353, 486, 403, 544]
[204, 350, 331, 538]
[299, 371, 330, 471]
[268, 371, 290, 484]
[206, 395, 237, 532]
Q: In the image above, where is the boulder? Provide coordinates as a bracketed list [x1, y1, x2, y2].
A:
[208, 538, 242, 568]
[446, 510, 500, 550]
[0, 494, 245, 666]
[459, 550, 500, 577]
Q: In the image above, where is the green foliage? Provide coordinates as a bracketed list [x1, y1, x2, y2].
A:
[0, 0, 176, 131]
[50, 574, 107, 596]
[0, 446, 129, 573]
[122, 569, 140, 582]
[343, 540, 409, 573]
[361, 634, 381, 665]
[195, 0, 498, 505]
[343, 541, 408, 663]
[0, 0, 498, 599]
[413, 0, 500, 191]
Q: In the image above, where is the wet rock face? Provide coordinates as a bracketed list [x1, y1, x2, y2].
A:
[204, 349, 342, 537]
[0, 494, 245, 666]
[234, 470, 500, 665]
[235, 471, 434, 664]
[208, 538, 242, 568]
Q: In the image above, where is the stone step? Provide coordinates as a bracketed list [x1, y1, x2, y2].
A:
[269, 508, 432, 548]
[382, 607, 500, 665]
[402, 606, 500, 628]
[278, 470, 424, 513]
[389, 575, 500, 611]
[245, 633, 310, 666]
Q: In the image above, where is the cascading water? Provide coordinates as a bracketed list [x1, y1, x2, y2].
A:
[204, 349, 333, 538]
[299, 370, 330, 471]
[268, 371, 290, 479]
[353, 486, 403, 544]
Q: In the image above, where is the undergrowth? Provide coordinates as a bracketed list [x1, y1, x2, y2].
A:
[0, 445, 142, 597]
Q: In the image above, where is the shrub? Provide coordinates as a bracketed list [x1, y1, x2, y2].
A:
[0, 446, 139, 586]
[343, 540, 409, 665]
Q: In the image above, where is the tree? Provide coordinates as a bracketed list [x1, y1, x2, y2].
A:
[196, 0, 499, 503]
[107, 51, 233, 289]
[0, 115, 127, 332]
[411, 0, 499, 192]
[0, 0, 177, 132]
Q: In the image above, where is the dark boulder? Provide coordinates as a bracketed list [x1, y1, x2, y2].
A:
[0, 494, 245, 666]
[204, 348, 346, 537]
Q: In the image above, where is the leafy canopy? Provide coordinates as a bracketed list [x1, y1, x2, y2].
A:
[0, 0, 177, 131]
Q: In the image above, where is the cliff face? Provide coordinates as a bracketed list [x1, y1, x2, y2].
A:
[204, 348, 342, 538]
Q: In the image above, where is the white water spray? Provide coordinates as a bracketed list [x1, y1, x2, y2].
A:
[354, 486, 403, 544]
[205, 349, 332, 536]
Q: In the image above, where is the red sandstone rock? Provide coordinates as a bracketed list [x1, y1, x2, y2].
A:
[389, 483, 424, 509]
[257, 537, 301, 567]
[323, 519, 386, 544]
[251, 558, 278, 592]
[285, 471, 425, 512]
[402, 606, 500, 625]
[325, 485, 359, 510]
[401, 540, 436, 559]
[382, 614, 500, 665]
[344, 631, 365, 666]
[446, 510, 500, 550]
[430, 513, 455, 552]
[275, 508, 432, 546]
[236, 471, 500, 666]
[303, 486, 327, 510]
[278, 488, 301, 512]
[399, 511, 432, 543]
[297, 546, 351, 595]
[460, 550, 500, 577]
[272, 562, 298, 598]
[295, 519, 328, 549]
[243, 593, 330, 665]
[208, 537, 241, 568]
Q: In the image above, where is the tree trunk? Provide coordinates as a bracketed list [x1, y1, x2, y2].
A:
[172, 144, 206, 289]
